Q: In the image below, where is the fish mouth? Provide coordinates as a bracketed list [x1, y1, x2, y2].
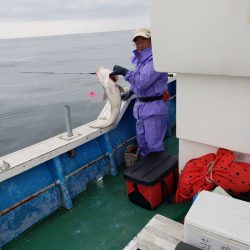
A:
[109, 74, 118, 82]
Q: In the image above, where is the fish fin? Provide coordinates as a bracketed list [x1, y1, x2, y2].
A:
[96, 68, 100, 81]
[117, 85, 125, 93]
[89, 119, 112, 129]
[102, 91, 108, 101]
[89, 120, 104, 128]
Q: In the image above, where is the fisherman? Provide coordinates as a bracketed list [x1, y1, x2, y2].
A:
[109, 28, 169, 157]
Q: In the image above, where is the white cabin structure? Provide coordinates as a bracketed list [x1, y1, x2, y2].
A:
[151, 0, 250, 169]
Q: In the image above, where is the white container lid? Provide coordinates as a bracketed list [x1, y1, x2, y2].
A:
[184, 191, 250, 246]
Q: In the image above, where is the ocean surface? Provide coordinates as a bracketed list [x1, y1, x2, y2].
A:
[0, 30, 133, 157]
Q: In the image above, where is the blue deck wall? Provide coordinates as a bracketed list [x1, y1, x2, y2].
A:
[0, 80, 176, 247]
[0, 101, 136, 247]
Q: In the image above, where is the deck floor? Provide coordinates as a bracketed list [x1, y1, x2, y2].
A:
[4, 131, 191, 250]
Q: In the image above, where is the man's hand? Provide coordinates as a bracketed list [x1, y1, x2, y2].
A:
[121, 90, 134, 101]
[109, 65, 128, 78]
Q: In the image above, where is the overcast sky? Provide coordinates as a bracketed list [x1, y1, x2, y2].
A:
[0, 0, 150, 39]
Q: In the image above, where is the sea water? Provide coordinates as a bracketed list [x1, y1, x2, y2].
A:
[0, 30, 133, 157]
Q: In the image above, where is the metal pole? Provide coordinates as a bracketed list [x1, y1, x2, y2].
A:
[64, 105, 73, 137]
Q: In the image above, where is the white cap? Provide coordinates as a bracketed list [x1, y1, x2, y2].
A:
[132, 28, 151, 41]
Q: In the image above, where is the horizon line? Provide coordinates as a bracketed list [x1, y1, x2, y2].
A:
[0, 28, 134, 41]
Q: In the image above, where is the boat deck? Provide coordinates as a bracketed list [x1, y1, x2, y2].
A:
[3, 131, 191, 250]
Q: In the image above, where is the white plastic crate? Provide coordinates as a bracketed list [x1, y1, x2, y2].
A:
[184, 191, 250, 250]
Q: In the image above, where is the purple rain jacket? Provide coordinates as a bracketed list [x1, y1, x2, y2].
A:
[124, 47, 168, 120]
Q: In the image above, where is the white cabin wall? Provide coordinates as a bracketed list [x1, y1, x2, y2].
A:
[177, 73, 250, 170]
[176, 74, 250, 155]
[179, 139, 250, 171]
[151, 0, 250, 168]
[151, 0, 250, 77]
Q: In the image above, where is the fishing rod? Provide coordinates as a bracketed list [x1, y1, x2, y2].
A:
[20, 71, 175, 77]
[19, 71, 96, 75]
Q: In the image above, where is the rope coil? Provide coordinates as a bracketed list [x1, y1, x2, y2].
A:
[206, 160, 215, 184]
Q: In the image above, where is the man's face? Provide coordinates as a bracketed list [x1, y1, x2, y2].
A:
[134, 37, 151, 52]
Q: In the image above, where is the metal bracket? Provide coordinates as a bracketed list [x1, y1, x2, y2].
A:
[58, 133, 81, 141]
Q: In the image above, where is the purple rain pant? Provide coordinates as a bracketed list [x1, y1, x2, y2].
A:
[136, 114, 168, 157]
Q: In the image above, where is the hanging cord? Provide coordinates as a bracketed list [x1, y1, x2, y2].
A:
[206, 160, 215, 184]
[82, 91, 96, 123]
[82, 99, 91, 124]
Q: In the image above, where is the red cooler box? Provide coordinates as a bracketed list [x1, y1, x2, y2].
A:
[124, 152, 178, 210]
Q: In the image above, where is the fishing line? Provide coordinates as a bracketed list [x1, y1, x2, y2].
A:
[19, 71, 99, 124]
[19, 71, 96, 75]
